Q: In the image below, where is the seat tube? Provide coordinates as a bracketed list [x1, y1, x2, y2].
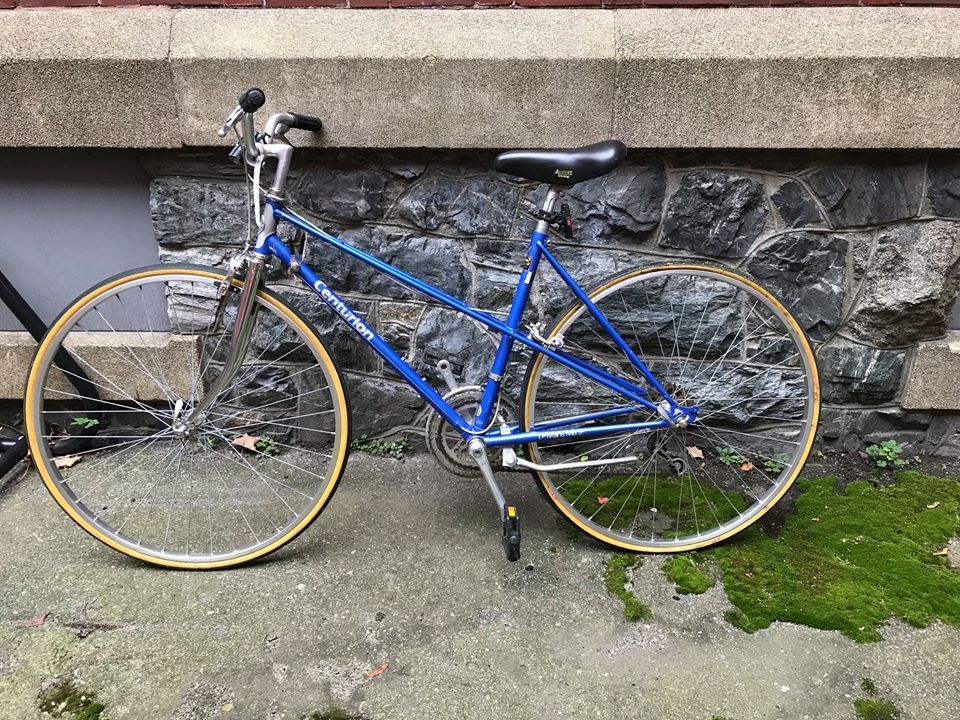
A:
[472, 187, 562, 430]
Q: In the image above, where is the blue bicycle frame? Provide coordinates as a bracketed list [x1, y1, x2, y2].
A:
[253, 199, 691, 448]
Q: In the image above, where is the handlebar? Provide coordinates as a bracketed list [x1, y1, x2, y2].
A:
[217, 87, 323, 142]
[238, 87, 266, 113]
[288, 112, 323, 133]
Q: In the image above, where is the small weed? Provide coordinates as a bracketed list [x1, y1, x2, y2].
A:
[854, 698, 900, 720]
[38, 678, 107, 720]
[255, 436, 280, 457]
[662, 555, 713, 595]
[762, 453, 789, 475]
[718, 447, 747, 467]
[861, 677, 878, 695]
[603, 554, 652, 622]
[865, 440, 907, 469]
[70, 417, 100, 430]
[350, 434, 408, 459]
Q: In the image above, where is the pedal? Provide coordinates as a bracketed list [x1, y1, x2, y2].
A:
[501, 505, 521, 562]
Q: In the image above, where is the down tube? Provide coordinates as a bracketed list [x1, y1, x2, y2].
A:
[271, 242, 470, 433]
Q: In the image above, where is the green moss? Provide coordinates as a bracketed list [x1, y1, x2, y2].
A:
[561, 475, 748, 539]
[854, 698, 901, 720]
[37, 679, 107, 720]
[662, 555, 713, 595]
[302, 711, 363, 720]
[710, 472, 960, 642]
[603, 554, 652, 622]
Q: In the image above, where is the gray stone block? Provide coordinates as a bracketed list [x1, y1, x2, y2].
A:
[660, 170, 769, 258]
[846, 220, 960, 347]
[903, 331, 960, 410]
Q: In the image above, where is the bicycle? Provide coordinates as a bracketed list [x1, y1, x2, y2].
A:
[25, 88, 820, 569]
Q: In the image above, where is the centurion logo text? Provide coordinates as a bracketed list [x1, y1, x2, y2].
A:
[313, 280, 375, 341]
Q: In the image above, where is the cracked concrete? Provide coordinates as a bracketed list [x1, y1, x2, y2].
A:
[1, 453, 959, 719]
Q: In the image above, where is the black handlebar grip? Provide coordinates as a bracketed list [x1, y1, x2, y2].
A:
[289, 113, 323, 133]
[238, 87, 266, 113]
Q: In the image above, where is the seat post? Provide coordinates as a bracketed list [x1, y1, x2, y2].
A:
[535, 185, 564, 236]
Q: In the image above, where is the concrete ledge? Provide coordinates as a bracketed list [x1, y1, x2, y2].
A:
[902, 331, 960, 410]
[2, 8, 960, 149]
[0, 331, 201, 401]
[0, 8, 179, 148]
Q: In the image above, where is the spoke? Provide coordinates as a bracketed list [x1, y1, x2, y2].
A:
[42, 366, 172, 422]
[45, 431, 174, 462]
[690, 350, 801, 406]
[54, 354, 172, 423]
[112, 442, 184, 534]
[683, 299, 762, 389]
[205, 444, 264, 544]
[676, 282, 719, 383]
[203, 425, 307, 514]
[216, 360, 326, 409]
[688, 424, 780, 489]
[89, 308, 179, 406]
[74, 431, 173, 502]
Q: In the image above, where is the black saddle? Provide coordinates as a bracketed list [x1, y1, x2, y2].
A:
[494, 140, 626, 186]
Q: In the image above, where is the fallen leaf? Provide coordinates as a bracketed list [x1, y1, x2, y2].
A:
[685, 446, 704, 460]
[597, 496, 609, 505]
[740, 462, 754, 472]
[232, 434, 260, 452]
[54, 455, 82, 469]
[222, 703, 234, 713]
[25, 613, 48, 628]
[927, 501, 941, 509]
[933, 547, 950, 557]
[364, 661, 388, 679]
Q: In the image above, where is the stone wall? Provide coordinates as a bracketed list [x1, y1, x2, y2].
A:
[147, 149, 960, 456]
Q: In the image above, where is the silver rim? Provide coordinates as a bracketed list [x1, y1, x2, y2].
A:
[28, 268, 346, 565]
[524, 267, 818, 549]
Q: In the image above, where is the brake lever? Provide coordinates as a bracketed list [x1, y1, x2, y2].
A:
[217, 105, 244, 138]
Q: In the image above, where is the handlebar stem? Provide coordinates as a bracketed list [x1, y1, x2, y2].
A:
[241, 113, 258, 164]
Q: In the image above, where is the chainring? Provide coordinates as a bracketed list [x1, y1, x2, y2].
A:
[426, 386, 515, 477]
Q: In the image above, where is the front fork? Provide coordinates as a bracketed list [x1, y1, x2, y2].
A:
[179, 255, 266, 430]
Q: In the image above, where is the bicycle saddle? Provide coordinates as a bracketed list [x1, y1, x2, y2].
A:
[494, 140, 626, 186]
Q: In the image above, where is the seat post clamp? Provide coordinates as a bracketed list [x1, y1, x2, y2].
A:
[534, 203, 574, 239]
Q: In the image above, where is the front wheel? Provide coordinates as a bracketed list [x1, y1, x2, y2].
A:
[25, 265, 351, 569]
[519, 265, 819, 552]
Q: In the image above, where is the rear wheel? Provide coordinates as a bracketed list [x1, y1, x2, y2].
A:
[519, 265, 819, 552]
[25, 265, 351, 569]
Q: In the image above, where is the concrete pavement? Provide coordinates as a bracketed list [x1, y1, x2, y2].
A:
[1, 454, 958, 719]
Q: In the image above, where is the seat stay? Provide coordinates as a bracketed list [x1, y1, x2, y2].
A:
[538, 241, 681, 413]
